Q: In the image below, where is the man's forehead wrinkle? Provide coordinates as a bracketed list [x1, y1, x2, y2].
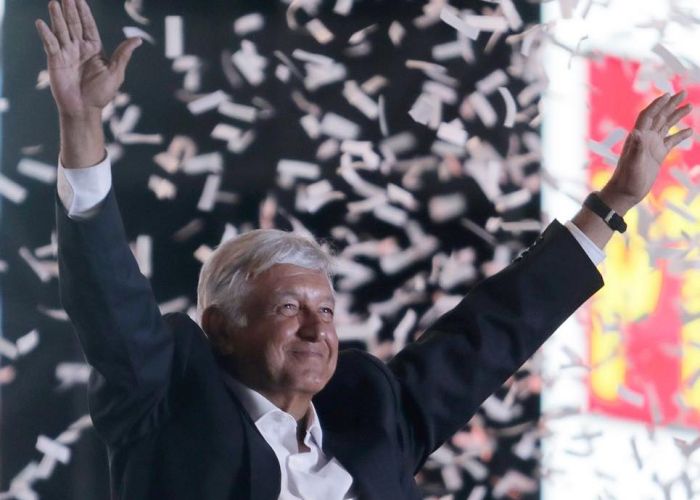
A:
[270, 285, 335, 304]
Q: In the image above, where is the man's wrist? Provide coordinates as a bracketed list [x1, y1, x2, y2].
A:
[59, 112, 106, 169]
[598, 188, 636, 217]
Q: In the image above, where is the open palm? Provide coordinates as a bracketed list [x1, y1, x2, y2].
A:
[606, 91, 693, 206]
[35, 0, 141, 118]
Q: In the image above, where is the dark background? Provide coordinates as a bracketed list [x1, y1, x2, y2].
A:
[1, 1, 542, 498]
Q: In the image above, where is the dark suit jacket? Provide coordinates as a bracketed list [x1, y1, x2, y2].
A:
[56, 188, 603, 499]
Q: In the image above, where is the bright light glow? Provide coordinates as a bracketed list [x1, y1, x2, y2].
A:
[542, 1, 700, 499]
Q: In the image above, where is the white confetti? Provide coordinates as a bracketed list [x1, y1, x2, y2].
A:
[233, 13, 265, 36]
[342, 81, 379, 120]
[320, 113, 361, 140]
[197, 175, 221, 212]
[0, 173, 28, 204]
[35, 436, 70, 465]
[187, 90, 229, 115]
[497, 86, 517, 128]
[16, 330, 39, 356]
[165, 16, 183, 59]
[122, 26, 155, 44]
[437, 120, 468, 147]
[306, 19, 334, 44]
[17, 159, 56, 184]
[218, 101, 258, 123]
[439, 6, 479, 40]
[277, 160, 321, 189]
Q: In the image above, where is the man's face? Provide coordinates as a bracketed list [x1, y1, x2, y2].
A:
[227, 263, 338, 398]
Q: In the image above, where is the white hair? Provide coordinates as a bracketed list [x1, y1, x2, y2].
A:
[196, 229, 333, 327]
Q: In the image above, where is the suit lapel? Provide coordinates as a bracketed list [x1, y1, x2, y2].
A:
[220, 372, 281, 500]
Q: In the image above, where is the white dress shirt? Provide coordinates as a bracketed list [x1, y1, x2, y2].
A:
[220, 373, 357, 500]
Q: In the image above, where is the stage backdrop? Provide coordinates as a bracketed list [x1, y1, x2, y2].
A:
[0, 1, 543, 498]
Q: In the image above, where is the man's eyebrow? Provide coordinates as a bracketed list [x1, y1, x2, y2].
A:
[272, 290, 335, 303]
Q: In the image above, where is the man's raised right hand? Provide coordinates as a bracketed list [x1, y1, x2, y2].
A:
[35, 0, 141, 120]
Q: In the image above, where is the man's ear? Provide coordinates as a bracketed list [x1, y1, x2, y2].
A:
[201, 306, 236, 355]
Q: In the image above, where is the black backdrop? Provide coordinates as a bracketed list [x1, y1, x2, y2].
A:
[1, 1, 542, 498]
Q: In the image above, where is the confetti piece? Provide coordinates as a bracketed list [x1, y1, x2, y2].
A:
[17, 159, 56, 184]
[55, 363, 91, 389]
[342, 81, 379, 120]
[652, 43, 687, 76]
[218, 101, 258, 123]
[467, 92, 498, 128]
[306, 18, 334, 44]
[233, 13, 265, 36]
[232, 41, 267, 86]
[187, 90, 229, 115]
[392, 309, 417, 352]
[124, 0, 149, 25]
[617, 386, 645, 408]
[147, 175, 177, 200]
[197, 175, 221, 212]
[320, 112, 361, 140]
[122, 26, 155, 44]
[19, 248, 54, 282]
[0, 337, 18, 361]
[477, 70, 509, 96]
[409, 93, 441, 129]
[388, 21, 406, 46]
[16, 330, 39, 356]
[439, 6, 479, 40]
[463, 14, 509, 33]
[497, 86, 517, 128]
[35, 436, 70, 465]
[387, 183, 418, 211]
[277, 160, 321, 189]
[0, 173, 28, 204]
[211, 124, 256, 153]
[181, 152, 223, 175]
[373, 203, 408, 227]
[466, 485, 487, 500]
[348, 24, 377, 45]
[437, 120, 468, 147]
[429, 193, 467, 222]
[295, 180, 345, 213]
[333, 0, 353, 15]
[110, 104, 142, 140]
[499, 0, 523, 31]
[165, 16, 184, 59]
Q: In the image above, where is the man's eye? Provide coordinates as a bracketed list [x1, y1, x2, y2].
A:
[320, 307, 334, 316]
[280, 303, 299, 315]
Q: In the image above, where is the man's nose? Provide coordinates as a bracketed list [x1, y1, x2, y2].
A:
[297, 309, 328, 340]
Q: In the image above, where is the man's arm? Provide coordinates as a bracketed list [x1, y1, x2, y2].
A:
[386, 93, 693, 471]
[571, 91, 692, 249]
[37, 0, 173, 445]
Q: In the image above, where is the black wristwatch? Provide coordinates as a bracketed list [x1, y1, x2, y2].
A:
[583, 192, 627, 233]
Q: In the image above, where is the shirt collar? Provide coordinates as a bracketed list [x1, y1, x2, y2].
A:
[220, 369, 324, 448]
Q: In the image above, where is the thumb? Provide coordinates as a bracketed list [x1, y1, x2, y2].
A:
[109, 37, 142, 81]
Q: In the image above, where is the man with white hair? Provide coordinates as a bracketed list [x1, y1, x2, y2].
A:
[37, 0, 693, 499]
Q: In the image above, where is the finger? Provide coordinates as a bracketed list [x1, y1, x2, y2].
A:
[35, 19, 60, 56]
[660, 104, 692, 137]
[109, 37, 142, 82]
[49, 0, 72, 47]
[635, 93, 670, 130]
[664, 128, 693, 150]
[76, 0, 101, 43]
[653, 90, 687, 131]
[62, 0, 83, 42]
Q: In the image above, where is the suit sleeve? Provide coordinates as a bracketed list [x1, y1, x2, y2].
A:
[56, 187, 174, 445]
[387, 220, 604, 471]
